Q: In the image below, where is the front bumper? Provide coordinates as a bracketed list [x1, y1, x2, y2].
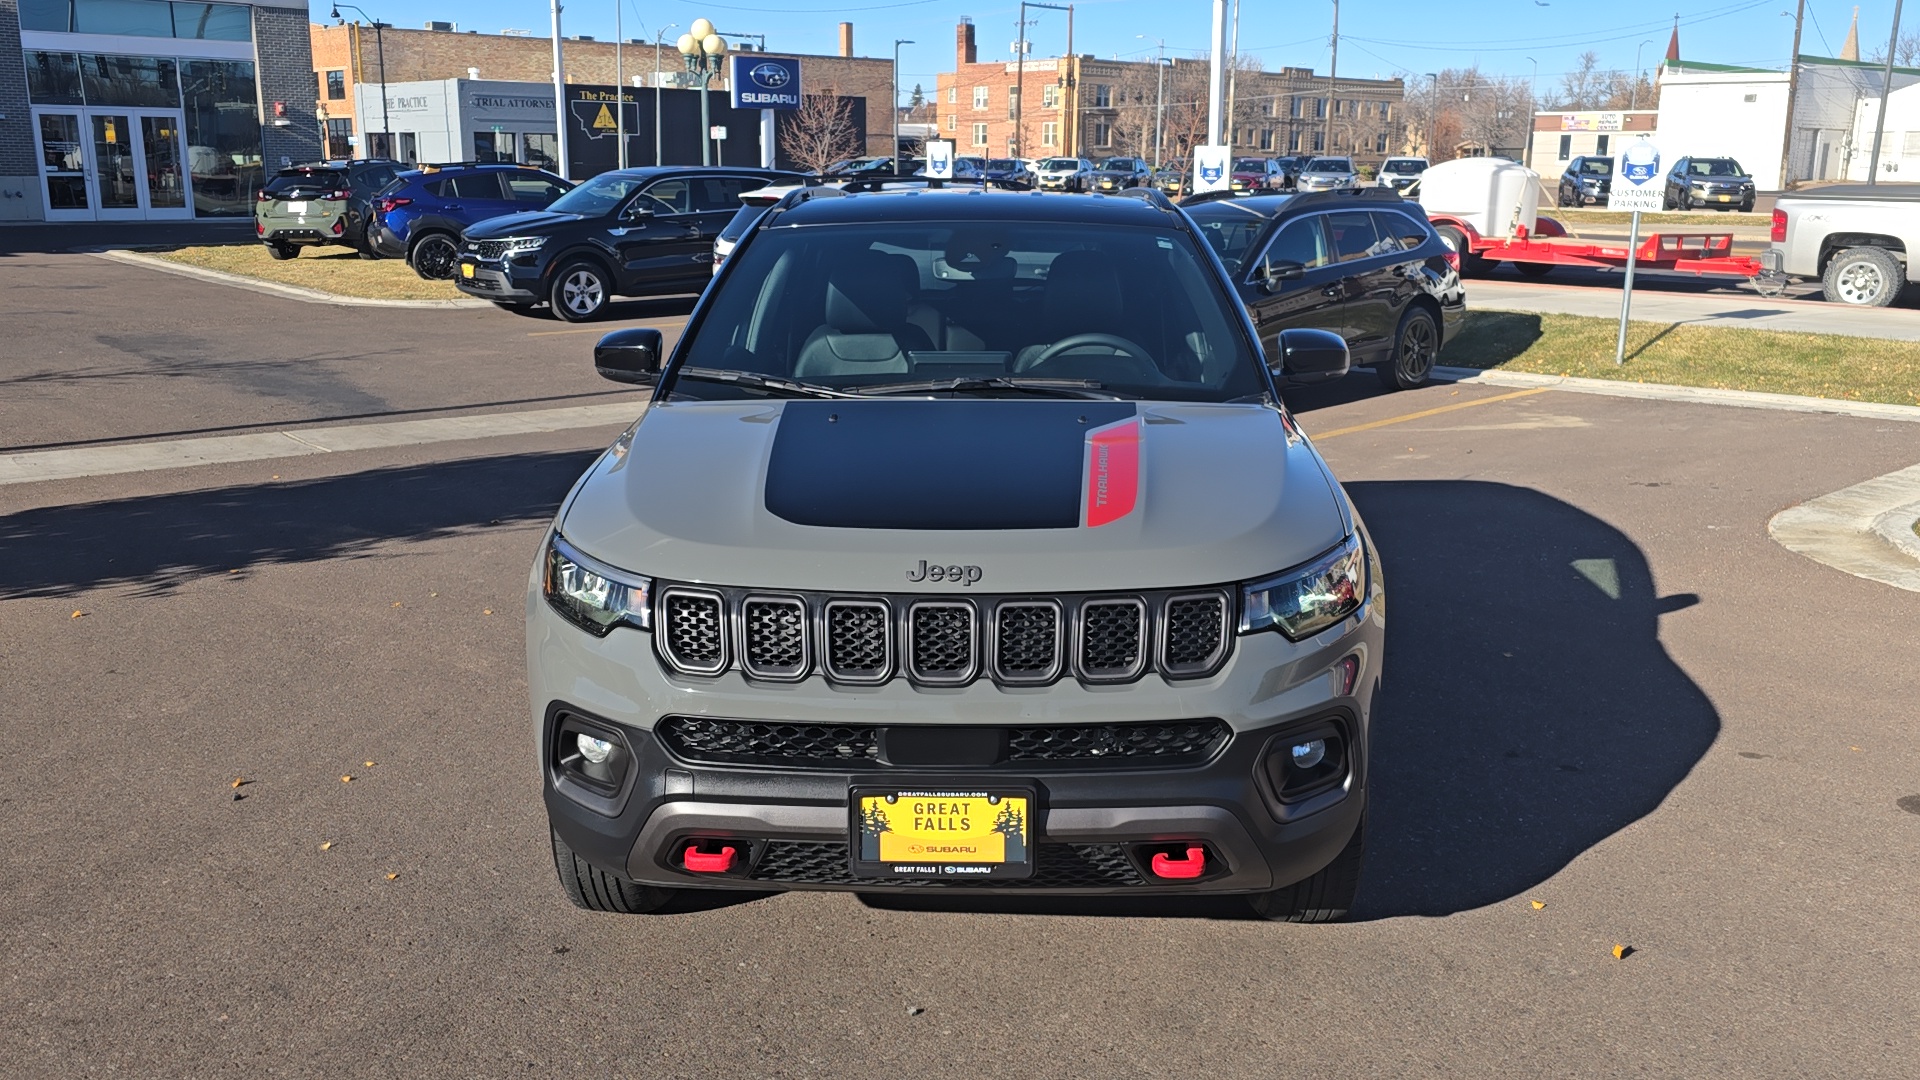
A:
[1037, 177, 1078, 191]
[530, 561, 1383, 897]
[455, 254, 543, 302]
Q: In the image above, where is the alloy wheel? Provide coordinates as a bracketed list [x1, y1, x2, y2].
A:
[411, 236, 458, 280]
[1398, 315, 1437, 382]
[1835, 260, 1887, 305]
[560, 269, 605, 316]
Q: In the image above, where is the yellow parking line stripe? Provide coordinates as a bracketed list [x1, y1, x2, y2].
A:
[1309, 386, 1554, 440]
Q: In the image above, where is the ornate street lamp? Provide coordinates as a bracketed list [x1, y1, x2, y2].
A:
[677, 18, 730, 167]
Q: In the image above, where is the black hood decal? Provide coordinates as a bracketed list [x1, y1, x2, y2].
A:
[765, 400, 1137, 530]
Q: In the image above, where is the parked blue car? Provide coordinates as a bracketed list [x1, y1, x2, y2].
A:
[368, 163, 573, 280]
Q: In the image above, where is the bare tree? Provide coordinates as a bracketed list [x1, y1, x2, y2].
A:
[1869, 31, 1920, 66]
[782, 88, 863, 174]
[1399, 66, 1533, 162]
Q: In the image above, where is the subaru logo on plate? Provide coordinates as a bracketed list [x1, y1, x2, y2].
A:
[750, 63, 790, 90]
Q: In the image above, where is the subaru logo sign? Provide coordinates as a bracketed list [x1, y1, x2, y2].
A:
[1621, 141, 1659, 184]
[730, 55, 802, 110]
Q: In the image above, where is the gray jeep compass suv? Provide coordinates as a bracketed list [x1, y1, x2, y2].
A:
[530, 185, 1384, 921]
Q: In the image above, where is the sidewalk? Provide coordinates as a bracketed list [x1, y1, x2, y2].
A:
[1469, 278, 1920, 341]
[0, 220, 253, 255]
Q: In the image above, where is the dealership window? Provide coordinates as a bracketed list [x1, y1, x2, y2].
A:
[28, 0, 252, 39]
[1595, 134, 1610, 156]
[25, 51, 84, 104]
[1558, 134, 1572, 160]
[324, 118, 353, 157]
[180, 59, 262, 216]
[81, 54, 180, 107]
[1092, 84, 1111, 108]
[1041, 121, 1058, 147]
[522, 132, 557, 170]
[1042, 85, 1058, 108]
[325, 70, 345, 100]
[973, 85, 989, 110]
[1007, 86, 1019, 119]
[474, 130, 516, 163]
[971, 122, 988, 146]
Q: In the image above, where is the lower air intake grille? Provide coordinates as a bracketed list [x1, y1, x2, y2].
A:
[1006, 720, 1228, 762]
[749, 842, 1149, 887]
[657, 716, 880, 766]
[661, 589, 725, 674]
[1079, 599, 1146, 680]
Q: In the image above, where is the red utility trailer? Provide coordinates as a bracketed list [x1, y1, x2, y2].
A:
[1424, 214, 1767, 282]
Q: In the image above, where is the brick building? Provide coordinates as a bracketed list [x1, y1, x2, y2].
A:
[310, 21, 895, 161]
[4, 0, 319, 222]
[933, 17, 1403, 167]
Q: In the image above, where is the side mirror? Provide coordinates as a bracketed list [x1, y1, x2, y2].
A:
[1258, 258, 1306, 292]
[595, 327, 664, 385]
[1270, 327, 1350, 386]
[621, 201, 655, 221]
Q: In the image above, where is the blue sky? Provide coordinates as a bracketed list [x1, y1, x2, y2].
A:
[307, 0, 1904, 99]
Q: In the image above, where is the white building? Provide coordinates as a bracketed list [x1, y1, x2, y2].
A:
[1655, 56, 1920, 188]
[1846, 81, 1920, 180]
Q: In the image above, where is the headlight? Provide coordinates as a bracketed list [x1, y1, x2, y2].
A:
[543, 534, 651, 636]
[1239, 534, 1365, 641]
[501, 235, 547, 253]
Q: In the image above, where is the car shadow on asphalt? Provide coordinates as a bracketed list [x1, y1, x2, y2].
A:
[0, 450, 603, 598]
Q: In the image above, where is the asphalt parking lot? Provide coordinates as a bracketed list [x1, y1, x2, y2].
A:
[3, 252, 1918, 1078]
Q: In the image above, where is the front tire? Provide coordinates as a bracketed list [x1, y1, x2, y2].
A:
[550, 260, 611, 322]
[1435, 224, 1491, 278]
[409, 233, 460, 280]
[1247, 815, 1364, 923]
[265, 241, 297, 260]
[552, 830, 677, 913]
[1822, 245, 1905, 307]
[1515, 261, 1555, 278]
[1376, 306, 1440, 390]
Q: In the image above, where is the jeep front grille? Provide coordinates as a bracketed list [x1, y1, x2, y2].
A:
[655, 586, 1231, 686]
[657, 716, 1226, 770]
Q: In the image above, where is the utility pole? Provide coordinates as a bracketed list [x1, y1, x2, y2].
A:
[1207, 0, 1227, 146]
[1525, 56, 1538, 170]
[1324, 0, 1339, 155]
[1425, 72, 1438, 159]
[550, 0, 569, 178]
[1778, 0, 1806, 188]
[893, 39, 913, 170]
[615, 0, 624, 168]
[652, 24, 675, 166]
[1014, 2, 1070, 160]
[1225, 0, 1240, 153]
[1869, 0, 1905, 184]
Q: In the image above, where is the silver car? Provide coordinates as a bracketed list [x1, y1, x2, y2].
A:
[1035, 156, 1094, 192]
[532, 186, 1381, 922]
[1296, 156, 1359, 191]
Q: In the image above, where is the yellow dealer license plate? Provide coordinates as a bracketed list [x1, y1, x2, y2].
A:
[460, 263, 475, 278]
[852, 788, 1033, 880]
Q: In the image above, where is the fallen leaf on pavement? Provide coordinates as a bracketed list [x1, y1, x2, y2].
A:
[319, 841, 333, 851]
[1531, 900, 1546, 910]
[363, 761, 375, 768]
[483, 609, 494, 616]
[1611, 944, 1633, 959]
[70, 611, 85, 619]
[231, 778, 247, 789]
[391, 602, 402, 608]
[340, 775, 354, 783]
[386, 873, 399, 881]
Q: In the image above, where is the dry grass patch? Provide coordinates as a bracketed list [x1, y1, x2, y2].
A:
[1443, 311, 1920, 408]
[147, 244, 466, 302]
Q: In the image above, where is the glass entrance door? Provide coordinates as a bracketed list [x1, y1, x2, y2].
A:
[31, 107, 194, 221]
[35, 111, 93, 222]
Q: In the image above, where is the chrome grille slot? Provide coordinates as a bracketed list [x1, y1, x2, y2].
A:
[659, 588, 727, 675]
[906, 601, 978, 685]
[823, 599, 892, 683]
[1161, 592, 1229, 677]
[1077, 598, 1147, 681]
[740, 596, 808, 680]
[991, 601, 1062, 684]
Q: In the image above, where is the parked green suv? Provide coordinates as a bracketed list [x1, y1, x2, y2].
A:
[255, 159, 402, 260]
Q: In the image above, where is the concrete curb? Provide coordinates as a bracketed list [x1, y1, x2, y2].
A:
[1430, 365, 1920, 424]
[93, 249, 493, 309]
[1768, 462, 1920, 594]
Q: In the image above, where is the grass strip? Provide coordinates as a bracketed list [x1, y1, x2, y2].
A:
[146, 244, 466, 302]
[1442, 311, 1920, 408]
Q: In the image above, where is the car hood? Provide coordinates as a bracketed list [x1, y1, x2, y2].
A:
[556, 399, 1348, 593]
[1300, 171, 1350, 180]
[1690, 174, 1753, 184]
[464, 209, 584, 238]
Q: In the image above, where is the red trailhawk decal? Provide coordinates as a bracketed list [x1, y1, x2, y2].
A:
[1083, 417, 1141, 527]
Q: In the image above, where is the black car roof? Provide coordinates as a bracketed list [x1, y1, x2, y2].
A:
[770, 187, 1179, 229]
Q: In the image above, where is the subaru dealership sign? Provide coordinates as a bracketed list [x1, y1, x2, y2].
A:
[1608, 139, 1663, 212]
[730, 55, 801, 110]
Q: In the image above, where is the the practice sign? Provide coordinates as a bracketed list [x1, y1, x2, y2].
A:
[729, 55, 801, 110]
[1607, 139, 1663, 212]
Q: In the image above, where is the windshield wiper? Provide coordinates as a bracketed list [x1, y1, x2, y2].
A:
[851, 377, 1120, 399]
[673, 368, 862, 399]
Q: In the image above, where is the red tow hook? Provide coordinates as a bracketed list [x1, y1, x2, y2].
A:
[681, 841, 737, 874]
[1150, 846, 1207, 880]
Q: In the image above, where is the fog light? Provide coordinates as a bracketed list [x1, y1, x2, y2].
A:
[1291, 739, 1327, 769]
[576, 734, 614, 764]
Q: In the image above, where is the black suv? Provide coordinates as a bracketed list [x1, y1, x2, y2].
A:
[456, 166, 799, 320]
[1182, 187, 1465, 390]
[1662, 156, 1756, 212]
[1557, 155, 1613, 207]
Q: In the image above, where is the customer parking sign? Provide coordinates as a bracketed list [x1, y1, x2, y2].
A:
[1608, 139, 1663, 212]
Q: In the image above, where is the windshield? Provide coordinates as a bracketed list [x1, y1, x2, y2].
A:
[1689, 159, 1744, 176]
[544, 173, 644, 216]
[1100, 158, 1139, 171]
[1304, 158, 1351, 172]
[264, 169, 348, 195]
[1185, 201, 1278, 275]
[1040, 158, 1080, 170]
[1578, 159, 1613, 175]
[987, 159, 1019, 171]
[1233, 158, 1267, 171]
[1382, 159, 1425, 174]
[676, 220, 1264, 403]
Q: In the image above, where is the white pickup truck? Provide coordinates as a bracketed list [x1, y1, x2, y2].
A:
[1763, 184, 1920, 306]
